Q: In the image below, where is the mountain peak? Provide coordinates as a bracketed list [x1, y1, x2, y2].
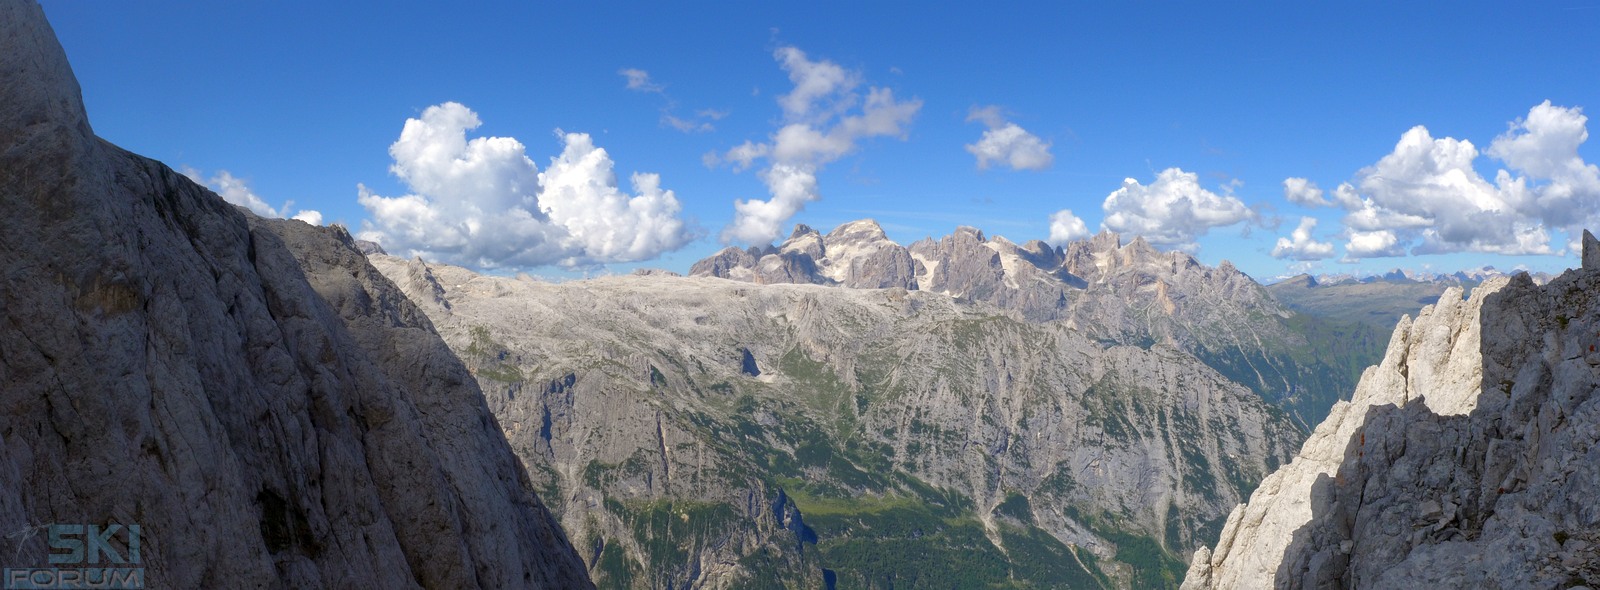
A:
[953, 225, 986, 242]
[1088, 228, 1122, 251]
[1585, 229, 1598, 270]
[789, 223, 819, 239]
[826, 218, 888, 242]
[1, 0, 93, 150]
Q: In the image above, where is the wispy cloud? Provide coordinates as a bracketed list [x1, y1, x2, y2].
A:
[618, 68, 724, 133]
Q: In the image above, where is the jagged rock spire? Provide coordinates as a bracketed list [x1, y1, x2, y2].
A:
[1584, 229, 1598, 271]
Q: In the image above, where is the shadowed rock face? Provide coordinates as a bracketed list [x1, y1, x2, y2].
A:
[1185, 255, 1600, 588]
[0, 2, 592, 587]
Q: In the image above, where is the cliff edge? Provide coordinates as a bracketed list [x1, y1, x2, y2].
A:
[1184, 231, 1600, 588]
[0, 1, 592, 587]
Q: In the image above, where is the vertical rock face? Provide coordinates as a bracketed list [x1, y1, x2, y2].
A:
[1185, 255, 1600, 588]
[1585, 229, 1599, 271]
[0, 2, 592, 587]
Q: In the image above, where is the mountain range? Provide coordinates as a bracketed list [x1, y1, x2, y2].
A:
[1267, 267, 1554, 331]
[371, 250, 1302, 588]
[10, 1, 1598, 587]
[692, 219, 1386, 431]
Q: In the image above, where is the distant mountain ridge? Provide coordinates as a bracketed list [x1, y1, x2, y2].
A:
[1268, 266, 1553, 332]
[1288, 266, 1553, 288]
[694, 219, 1385, 429]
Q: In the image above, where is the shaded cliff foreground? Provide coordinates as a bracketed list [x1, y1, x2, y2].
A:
[1184, 231, 1600, 589]
[0, 1, 592, 587]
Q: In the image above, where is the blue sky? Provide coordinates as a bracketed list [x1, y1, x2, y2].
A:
[41, 1, 1600, 281]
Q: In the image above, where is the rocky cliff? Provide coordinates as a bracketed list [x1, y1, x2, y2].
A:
[0, 2, 592, 587]
[693, 220, 1385, 429]
[374, 254, 1305, 588]
[1184, 231, 1600, 588]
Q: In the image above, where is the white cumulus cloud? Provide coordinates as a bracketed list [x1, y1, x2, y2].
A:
[1270, 217, 1335, 260]
[1099, 168, 1254, 251]
[539, 133, 693, 263]
[715, 47, 921, 244]
[1349, 124, 1550, 255]
[356, 102, 695, 269]
[965, 106, 1053, 171]
[1046, 209, 1090, 245]
[183, 167, 323, 225]
[1296, 101, 1599, 259]
[1282, 177, 1330, 207]
[292, 210, 323, 225]
[1345, 229, 1406, 259]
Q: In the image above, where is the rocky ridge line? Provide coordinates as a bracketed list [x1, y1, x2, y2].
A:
[1183, 229, 1600, 588]
[692, 220, 1381, 429]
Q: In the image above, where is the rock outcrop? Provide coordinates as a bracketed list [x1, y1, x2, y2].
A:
[1185, 255, 1600, 588]
[0, 2, 592, 587]
[689, 220, 919, 289]
[1585, 229, 1599, 271]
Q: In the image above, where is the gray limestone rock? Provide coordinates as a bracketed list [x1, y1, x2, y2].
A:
[688, 221, 1368, 430]
[1585, 229, 1598, 271]
[353, 239, 387, 256]
[824, 220, 918, 289]
[688, 220, 1350, 428]
[373, 254, 1305, 588]
[0, 2, 592, 587]
[1185, 256, 1600, 588]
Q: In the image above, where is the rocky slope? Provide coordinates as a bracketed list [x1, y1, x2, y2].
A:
[0, 2, 591, 587]
[1183, 231, 1600, 588]
[694, 220, 1384, 429]
[374, 254, 1304, 589]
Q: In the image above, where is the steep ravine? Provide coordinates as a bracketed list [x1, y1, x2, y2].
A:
[0, 2, 592, 587]
[1184, 232, 1600, 588]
